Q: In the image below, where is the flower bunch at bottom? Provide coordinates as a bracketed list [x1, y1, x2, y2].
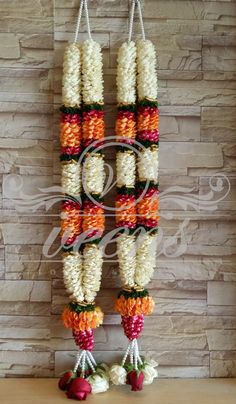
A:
[109, 358, 158, 392]
[58, 363, 110, 400]
[110, 288, 157, 391]
[59, 303, 108, 400]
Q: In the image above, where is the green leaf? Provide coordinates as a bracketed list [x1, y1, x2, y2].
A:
[136, 181, 159, 191]
[124, 363, 135, 373]
[118, 104, 136, 112]
[68, 302, 96, 313]
[138, 99, 158, 108]
[60, 153, 81, 162]
[118, 288, 149, 300]
[60, 105, 81, 115]
[83, 103, 104, 111]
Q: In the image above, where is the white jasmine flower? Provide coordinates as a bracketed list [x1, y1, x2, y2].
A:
[135, 234, 157, 287]
[83, 154, 105, 195]
[116, 151, 136, 188]
[137, 39, 158, 101]
[82, 40, 104, 104]
[117, 234, 136, 288]
[62, 43, 81, 107]
[61, 161, 81, 196]
[137, 147, 158, 183]
[83, 245, 103, 303]
[63, 253, 84, 302]
[117, 41, 137, 104]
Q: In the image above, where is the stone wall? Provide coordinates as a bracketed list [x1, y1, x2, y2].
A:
[0, 0, 236, 378]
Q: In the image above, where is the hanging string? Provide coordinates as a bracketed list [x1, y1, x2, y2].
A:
[128, 0, 146, 43]
[136, 0, 146, 41]
[74, 0, 92, 43]
[84, 0, 92, 40]
[128, 0, 136, 43]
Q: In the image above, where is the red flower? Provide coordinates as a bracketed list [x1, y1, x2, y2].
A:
[66, 377, 92, 401]
[58, 371, 74, 391]
[127, 370, 144, 391]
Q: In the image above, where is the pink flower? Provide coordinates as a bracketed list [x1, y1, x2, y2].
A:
[127, 370, 144, 391]
[58, 370, 74, 391]
[66, 377, 92, 401]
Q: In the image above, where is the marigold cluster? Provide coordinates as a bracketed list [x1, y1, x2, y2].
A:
[62, 306, 104, 332]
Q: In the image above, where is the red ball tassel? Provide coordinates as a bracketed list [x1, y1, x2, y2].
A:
[73, 329, 95, 351]
[121, 315, 144, 340]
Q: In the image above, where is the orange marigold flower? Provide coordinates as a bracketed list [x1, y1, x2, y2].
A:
[115, 296, 155, 316]
[60, 122, 82, 147]
[82, 206, 105, 233]
[137, 111, 159, 132]
[116, 200, 136, 224]
[61, 207, 82, 241]
[62, 306, 104, 331]
[137, 194, 159, 221]
[116, 116, 136, 139]
[82, 116, 105, 141]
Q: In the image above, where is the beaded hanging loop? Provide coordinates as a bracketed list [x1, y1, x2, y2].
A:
[109, 0, 159, 391]
[59, 0, 109, 400]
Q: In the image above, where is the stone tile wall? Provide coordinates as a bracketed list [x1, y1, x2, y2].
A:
[0, 0, 236, 378]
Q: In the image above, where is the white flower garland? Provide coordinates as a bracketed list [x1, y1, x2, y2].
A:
[117, 41, 137, 104]
[116, 151, 136, 188]
[116, 42, 137, 290]
[117, 234, 136, 288]
[83, 154, 105, 195]
[83, 244, 103, 303]
[60, 2, 108, 396]
[81, 39, 105, 308]
[137, 39, 158, 101]
[116, 40, 158, 288]
[61, 161, 81, 196]
[62, 43, 81, 107]
[135, 233, 157, 287]
[61, 39, 105, 307]
[82, 40, 104, 104]
[63, 252, 84, 302]
[137, 147, 159, 183]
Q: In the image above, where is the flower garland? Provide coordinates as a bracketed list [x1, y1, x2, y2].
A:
[109, 38, 159, 391]
[59, 33, 109, 399]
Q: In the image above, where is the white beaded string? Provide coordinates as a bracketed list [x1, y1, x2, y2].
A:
[135, 339, 143, 365]
[130, 339, 135, 365]
[87, 350, 97, 367]
[81, 350, 86, 375]
[74, 0, 92, 43]
[121, 343, 131, 367]
[86, 353, 96, 373]
[128, 0, 146, 43]
[134, 339, 138, 370]
[73, 350, 84, 373]
[74, 350, 97, 374]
